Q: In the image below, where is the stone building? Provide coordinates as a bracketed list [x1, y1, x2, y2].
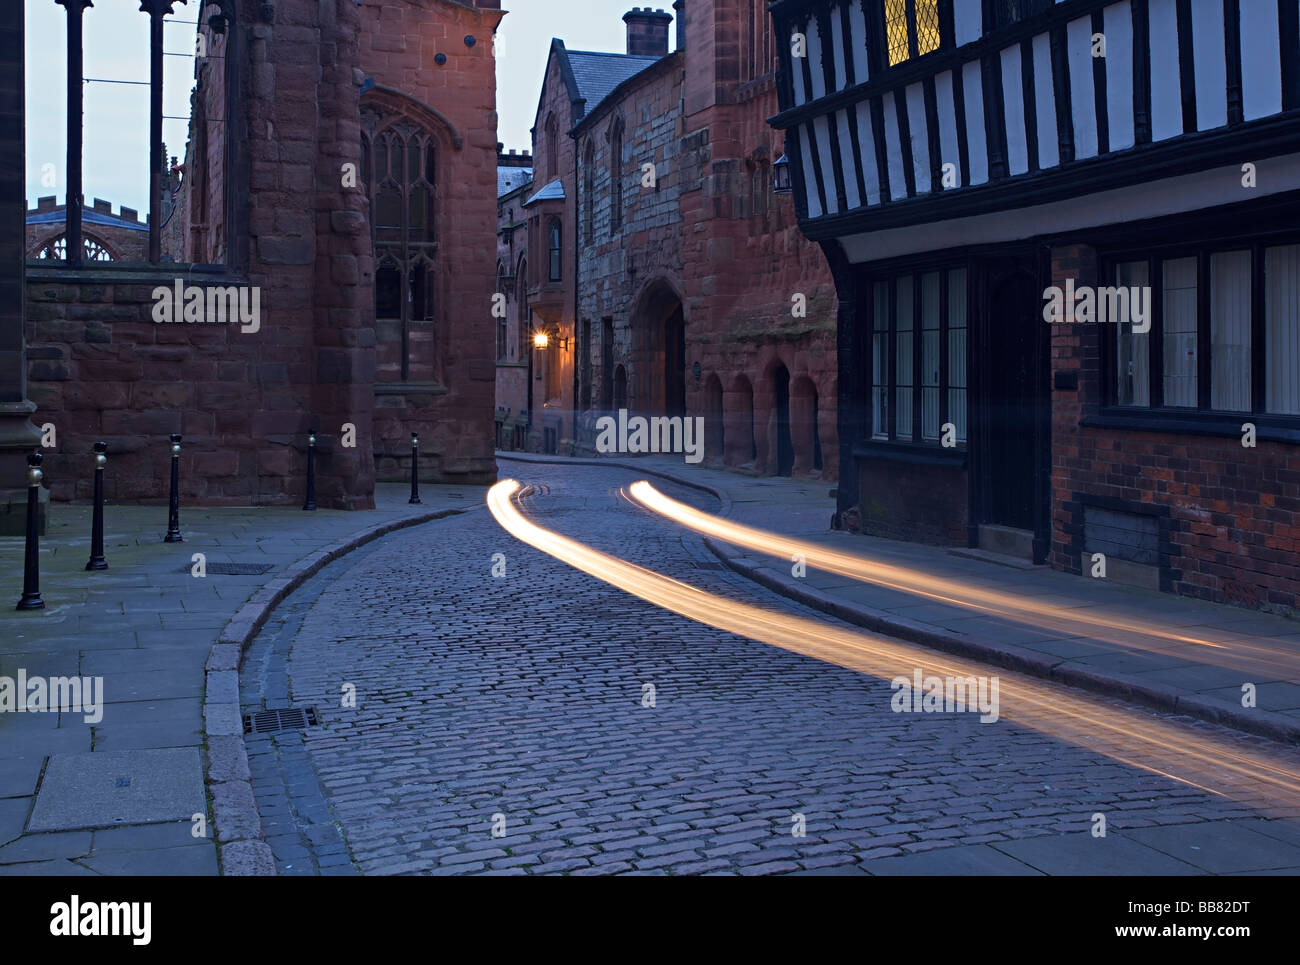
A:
[772, 0, 1300, 612]
[523, 2, 839, 476]
[495, 147, 532, 448]
[26, 197, 150, 263]
[4, 0, 501, 513]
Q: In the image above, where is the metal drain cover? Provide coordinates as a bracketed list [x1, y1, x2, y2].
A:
[243, 707, 320, 735]
[692, 561, 726, 571]
[180, 561, 274, 575]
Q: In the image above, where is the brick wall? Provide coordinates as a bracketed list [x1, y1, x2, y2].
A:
[1049, 244, 1300, 613]
[857, 461, 968, 545]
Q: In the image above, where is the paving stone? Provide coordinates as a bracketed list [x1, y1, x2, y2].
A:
[28, 749, 203, 831]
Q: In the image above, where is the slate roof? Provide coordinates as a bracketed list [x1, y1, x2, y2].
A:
[26, 209, 148, 231]
[565, 49, 660, 118]
[497, 166, 533, 198]
[522, 178, 565, 207]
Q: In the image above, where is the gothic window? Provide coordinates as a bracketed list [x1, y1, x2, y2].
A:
[545, 113, 559, 177]
[583, 140, 595, 246]
[44, 0, 237, 266]
[609, 118, 624, 234]
[517, 257, 529, 359]
[362, 104, 439, 382]
[35, 234, 114, 262]
[744, 0, 775, 81]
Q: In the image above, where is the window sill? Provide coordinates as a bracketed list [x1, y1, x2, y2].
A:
[1084, 409, 1300, 444]
[853, 438, 968, 468]
[27, 263, 243, 285]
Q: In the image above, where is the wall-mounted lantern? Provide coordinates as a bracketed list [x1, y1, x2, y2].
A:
[772, 153, 792, 194]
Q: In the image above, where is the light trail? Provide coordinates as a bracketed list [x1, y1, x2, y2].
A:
[626, 481, 1300, 681]
[488, 479, 1300, 816]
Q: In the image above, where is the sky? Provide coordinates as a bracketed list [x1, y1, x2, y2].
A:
[23, 0, 676, 214]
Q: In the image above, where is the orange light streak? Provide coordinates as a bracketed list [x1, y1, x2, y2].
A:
[627, 481, 1300, 680]
[489, 480, 1300, 816]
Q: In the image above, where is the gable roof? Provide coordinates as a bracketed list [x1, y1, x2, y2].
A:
[533, 39, 662, 136]
[565, 49, 660, 119]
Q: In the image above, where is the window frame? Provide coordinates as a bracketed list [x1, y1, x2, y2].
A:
[547, 218, 562, 282]
[878, 0, 947, 69]
[865, 262, 970, 450]
[36, 0, 242, 271]
[1099, 235, 1300, 430]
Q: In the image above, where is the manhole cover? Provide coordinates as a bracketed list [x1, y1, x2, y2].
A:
[243, 707, 320, 735]
[179, 561, 274, 575]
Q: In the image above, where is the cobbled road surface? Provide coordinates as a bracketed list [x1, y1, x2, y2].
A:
[239, 464, 1284, 876]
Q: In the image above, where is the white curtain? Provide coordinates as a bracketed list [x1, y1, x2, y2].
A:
[1211, 250, 1251, 412]
[1162, 257, 1198, 407]
[1266, 245, 1300, 415]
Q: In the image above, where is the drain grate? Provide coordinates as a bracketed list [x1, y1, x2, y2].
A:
[243, 707, 320, 735]
[691, 561, 726, 571]
[181, 561, 274, 576]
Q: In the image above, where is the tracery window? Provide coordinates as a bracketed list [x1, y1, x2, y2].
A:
[362, 105, 439, 382]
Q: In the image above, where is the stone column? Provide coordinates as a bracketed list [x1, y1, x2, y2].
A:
[0, 1, 44, 535]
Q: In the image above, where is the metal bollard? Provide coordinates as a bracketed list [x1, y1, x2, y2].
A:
[303, 431, 317, 511]
[16, 452, 44, 611]
[408, 432, 421, 505]
[85, 441, 108, 571]
[164, 433, 183, 542]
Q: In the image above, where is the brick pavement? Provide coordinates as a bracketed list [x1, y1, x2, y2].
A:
[502, 452, 1300, 742]
[245, 462, 1300, 875]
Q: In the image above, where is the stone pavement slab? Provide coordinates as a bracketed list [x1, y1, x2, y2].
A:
[0, 480, 484, 874]
[28, 748, 204, 831]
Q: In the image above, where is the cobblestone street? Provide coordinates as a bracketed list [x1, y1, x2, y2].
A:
[240, 464, 1300, 875]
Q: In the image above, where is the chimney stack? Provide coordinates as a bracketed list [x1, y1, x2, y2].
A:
[623, 7, 672, 58]
[672, 0, 685, 52]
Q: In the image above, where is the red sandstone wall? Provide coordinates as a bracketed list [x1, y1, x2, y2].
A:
[359, 0, 501, 482]
[678, 4, 838, 478]
[1049, 244, 1300, 613]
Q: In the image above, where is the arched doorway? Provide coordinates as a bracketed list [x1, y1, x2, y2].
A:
[629, 278, 685, 417]
[704, 373, 724, 462]
[773, 364, 793, 476]
[613, 365, 628, 411]
[727, 374, 756, 467]
[791, 375, 822, 475]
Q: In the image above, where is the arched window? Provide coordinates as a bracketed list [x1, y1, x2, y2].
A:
[34, 234, 114, 262]
[516, 257, 529, 359]
[583, 140, 595, 246]
[362, 101, 440, 382]
[548, 219, 562, 282]
[545, 113, 559, 177]
[609, 118, 624, 234]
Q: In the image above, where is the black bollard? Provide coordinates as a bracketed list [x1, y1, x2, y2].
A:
[164, 433, 183, 542]
[16, 452, 44, 611]
[303, 431, 317, 511]
[408, 432, 421, 505]
[85, 441, 108, 571]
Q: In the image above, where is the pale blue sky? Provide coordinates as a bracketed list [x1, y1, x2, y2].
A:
[23, 0, 676, 213]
